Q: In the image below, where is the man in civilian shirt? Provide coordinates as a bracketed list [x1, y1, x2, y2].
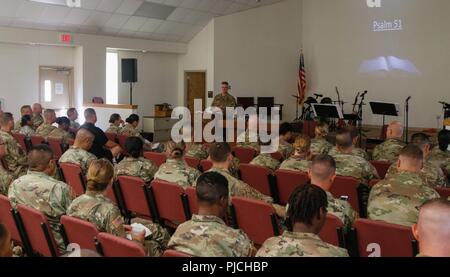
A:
[80, 108, 122, 161]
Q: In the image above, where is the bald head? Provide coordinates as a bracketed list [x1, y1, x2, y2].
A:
[413, 199, 450, 257]
[44, 109, 56, 124]
[397, 145, 423, 173]
[74, 128, 94, 150]
[387, 121, 404, 139]
[32, 103, 42, 115]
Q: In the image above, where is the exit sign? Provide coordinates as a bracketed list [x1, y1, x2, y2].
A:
[59, 33, 73, 44]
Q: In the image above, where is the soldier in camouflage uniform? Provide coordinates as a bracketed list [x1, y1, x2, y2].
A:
[256, 184, 349, 257]
[68, 159, 169, 256]
[372, 121, 406, 162]
[168, 172, 255, 257]
[18, 115, 35, 138]
[250, 152, 280, 171]
[385, 133, 448, 188]
[427, 129, 450, 173]
[13, 105, 33, 132]
[35, 109, 57, 138]
[67, 108, 80, 131]
[105, 113, 123, 134]
[120, 114, 152, 151]
[368, 145, 440, 227]
[310, 122, 333, 156]
[0, 167, 13, 196]
[48, 116, 74, 145]
[332, 129, 378, 184]
[204, 143, 286, 218]
[308, 155, 357, 229]
[115, 137, 158, 183]
[328, 146, 369, 160]
[278, 122, 294, 159]
[59, 128, 97, 175]
[211, 81, 237, 113]
[236, 129, 260, 151]
[280, 134, 312, 173]
[185, 142, 209, 160]
[8, 145, 74, 252]
[154, 140, 200, 188]
[0, 113, 28, 178]
[32, 103, 44, 130]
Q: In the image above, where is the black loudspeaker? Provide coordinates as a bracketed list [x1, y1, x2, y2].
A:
[121, 59, 138, 83]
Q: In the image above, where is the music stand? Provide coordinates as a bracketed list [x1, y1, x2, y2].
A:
[311, 104, 344, 120]
[370, 102, 399, 140]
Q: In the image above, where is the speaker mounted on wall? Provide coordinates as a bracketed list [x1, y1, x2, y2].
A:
[121, 58, 138, 105]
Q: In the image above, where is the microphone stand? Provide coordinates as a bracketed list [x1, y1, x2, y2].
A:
[357, 93, 366, 147]
[405, 97, 411, 143]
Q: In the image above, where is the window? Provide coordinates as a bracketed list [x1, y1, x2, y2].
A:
[44, 80, 52, 102]
[106, 52, 118, 104]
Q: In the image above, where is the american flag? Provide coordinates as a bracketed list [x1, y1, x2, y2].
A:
[298, 51, 307, 104]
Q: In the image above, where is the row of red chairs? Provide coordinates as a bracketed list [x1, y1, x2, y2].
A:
[12, 133, 74, 159]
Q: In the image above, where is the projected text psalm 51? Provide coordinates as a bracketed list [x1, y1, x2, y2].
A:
[373, 19, 403, 32]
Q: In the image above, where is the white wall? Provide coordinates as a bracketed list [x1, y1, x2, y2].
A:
[117, 50, 179, 122]
[302, 0, 450, 128]
[0, 43, 74, 121]
[213, 0, 302, 121]
[177, 21, 215, 108]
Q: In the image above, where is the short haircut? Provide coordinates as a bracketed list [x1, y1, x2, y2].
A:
[411, 133, 430, 150]
[0, 113, 13, 126]
[125, 114, 139, 124]
[109, 113, 121, 124]
[44, 109, 55, 118]
[438, 129, 450, 151]
[344, 126, 359, 139]
[221, 81, 229, 86]
[21, 115, 32, 127]
[311, 154, 336, 181]
[75, 128, 94, 142]
[287, 184, 328, 226]
[56, 116, 70, 126]
[209, 142, 231, 162]
[28, 145, 53, 171]
[86, 159, 114, 192]
[335, 128, 353, 148]
[279, 122, 294, 135]
[315, 122, 329, 138]
[293, 134, 311, 154]
[399, 144, 423, 161]
[84, 108, 96, 119]
[196, 172, 229, 205]
[67, 108, 77, 117]
[20, 105, 31, 113]
[125, 137, 143, 158]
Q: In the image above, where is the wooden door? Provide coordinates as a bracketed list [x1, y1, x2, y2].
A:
[39, 67, 73, 109]
[186, 72, 206, 114]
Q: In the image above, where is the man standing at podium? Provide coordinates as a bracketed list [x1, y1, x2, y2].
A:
[212, 81, 237, 112]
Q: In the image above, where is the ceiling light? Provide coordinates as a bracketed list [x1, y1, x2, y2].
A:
[29, 0, 81, 8]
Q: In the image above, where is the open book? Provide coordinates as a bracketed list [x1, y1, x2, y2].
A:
[360, 56, 420, 74]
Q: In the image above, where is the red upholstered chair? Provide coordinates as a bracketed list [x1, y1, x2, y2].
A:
[59, 163, 86, 196]
[238, 163, 275, 199]
[30, 135, 45, 147]
[436, 187, 450, 199]
[184, 156, 201, 169]
[274, 169, 310, 205]
[270, 152, 283, 162]
[162, 249, 192, 257]
[318, 214, 345, 247]
[149, 180, 190, 228]
[12, 133, 28, 153]
[60, 215, 99, 251]
[199, 159, 213, 172]
[68, 139, 74, 146]
[96, 232, 146, 257]
[47, 137, 64, 159]
[116, 176, 156, 222]
[330, 176, 362, 214]
[302, 120, 317, 138]
[232, 147, 256, 164]
[184, 186, 198, 216]
[105, 133, 117, 143]
[230, 197, 281, 246]
[16, 204, 60, 257]
[0, 195, 28, 251]
[352, 218, 417, 257]
[370, 161, 392, 179]
[116, 134, 128, 149]
[92, 97, 104, 104]
[144, 152, 167, 167]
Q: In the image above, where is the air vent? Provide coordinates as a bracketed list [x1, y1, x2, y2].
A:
[133, 1, 176, 20]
